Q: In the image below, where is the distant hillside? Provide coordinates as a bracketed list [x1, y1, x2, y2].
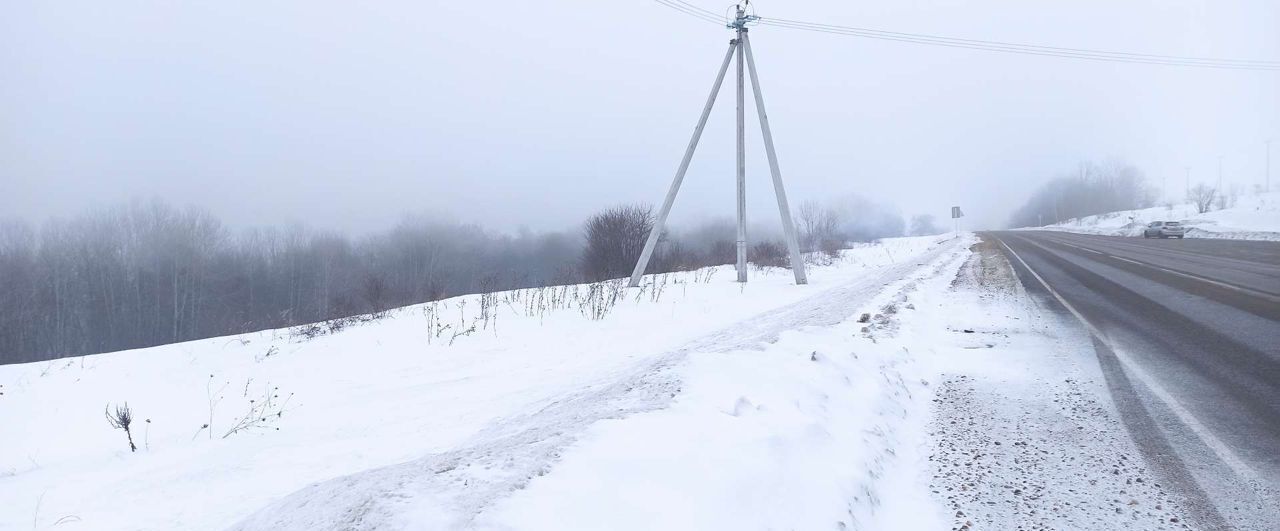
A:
[1024, 191, 1280, 241]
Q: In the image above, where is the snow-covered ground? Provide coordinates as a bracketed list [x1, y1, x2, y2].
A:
[1026, 191, 1280, 240]
[4, 231, 1204, 530]
[2, 235, 969, 531]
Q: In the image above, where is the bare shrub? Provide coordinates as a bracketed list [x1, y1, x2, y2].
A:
[105, 403, 137, 452]
[223, 382, 294, 438]
[749, 241, 789, 268]
[290, 323, 325, 341]
[819, 238, 843, 258]
[798, 200, 841, 252]
[656, 239, 699, 272]
[580, 204, 653, 281]
[1188, 184, 1216, 214]
[706, 240, 737, 266]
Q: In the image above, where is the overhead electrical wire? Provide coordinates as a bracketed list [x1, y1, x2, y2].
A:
[653, 0, 723, 25]
[650, 0, 1280, 71]
[756, 17, 1280, 70]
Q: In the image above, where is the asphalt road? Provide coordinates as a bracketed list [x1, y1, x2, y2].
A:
[989, 230, 1280, 530]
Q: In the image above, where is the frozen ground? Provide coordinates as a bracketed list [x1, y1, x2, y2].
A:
[1, 235, 965, 531]
[1025, 191, 1280, 240]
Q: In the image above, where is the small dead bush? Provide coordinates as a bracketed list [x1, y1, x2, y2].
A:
[223, 383, 294, 438]
[749, 240, 789, 268]
[105, 403, 137, 452]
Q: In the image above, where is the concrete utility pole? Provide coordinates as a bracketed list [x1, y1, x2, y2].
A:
[629, 2, 806, 287]
[1184, 166, 1190, 196]
[735, 5, 747, 283]
[1267, 140, 1273, 193]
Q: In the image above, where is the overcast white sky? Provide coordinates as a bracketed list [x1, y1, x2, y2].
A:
[3, 0, 1277, 234]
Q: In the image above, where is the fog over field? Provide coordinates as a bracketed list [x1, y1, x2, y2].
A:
[3, 0, 1277, 233]
[4, 3, 1280, 530]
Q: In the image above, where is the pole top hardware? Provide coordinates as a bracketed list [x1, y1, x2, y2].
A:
[726, 2, 759, 30]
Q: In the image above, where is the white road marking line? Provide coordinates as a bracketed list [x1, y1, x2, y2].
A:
[997, 237, 1263, 485]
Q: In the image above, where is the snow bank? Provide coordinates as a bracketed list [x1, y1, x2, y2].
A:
[1024, 191, 1280, 240]
[471, 241, 974, 531]
[1, 235, 964, 531]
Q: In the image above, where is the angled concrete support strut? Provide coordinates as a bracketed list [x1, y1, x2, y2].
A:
[742, 33, 807, 284]
[628, 40, 739, 288]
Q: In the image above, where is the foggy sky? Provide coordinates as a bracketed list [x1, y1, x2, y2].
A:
[3, 0, 1278, 234]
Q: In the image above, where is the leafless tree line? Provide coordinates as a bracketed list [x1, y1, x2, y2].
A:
[581, 193, 914, 278]
[1, 194, 914, 364]
[1009, 160, 1155, 228]
[0, 200, 585, 364]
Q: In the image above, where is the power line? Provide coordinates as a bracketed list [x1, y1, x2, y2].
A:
[665, 0, 724, 19]
[652, 0, 722, 25]
[758, 18, 1280, 70]
[649, 1, 1280, 71]
[758, 15, 1280, 66]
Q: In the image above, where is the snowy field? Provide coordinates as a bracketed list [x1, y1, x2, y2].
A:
[2, 235, 974, 531]
[3, 230, 1211, 530]
[1026, 191, 1280, 240]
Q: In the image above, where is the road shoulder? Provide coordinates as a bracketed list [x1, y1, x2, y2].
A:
[924, 238, 1194, 530]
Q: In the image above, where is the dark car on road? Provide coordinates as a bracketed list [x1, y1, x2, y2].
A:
[1143, 221, 1185, 239]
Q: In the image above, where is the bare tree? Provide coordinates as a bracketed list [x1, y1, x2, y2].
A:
[1009, 160, 1155, 227]
[6, 197, 834, 364]
[580, 204, 653, 281]
[1188, 184, 1216, 214]
[797, 200, 841, 253]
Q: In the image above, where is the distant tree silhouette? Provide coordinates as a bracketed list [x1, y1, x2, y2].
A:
[580, 204, 654, 281]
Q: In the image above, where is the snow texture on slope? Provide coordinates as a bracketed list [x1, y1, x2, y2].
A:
[1025, 191, 1280, 240]
[230, 238, 973, 530]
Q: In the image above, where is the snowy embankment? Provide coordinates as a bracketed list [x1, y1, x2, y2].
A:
[2, 235, 972, 531]
[1024, 191, 1280, 240]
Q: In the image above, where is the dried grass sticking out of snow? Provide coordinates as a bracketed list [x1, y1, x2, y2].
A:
[2, 235, 963, 531]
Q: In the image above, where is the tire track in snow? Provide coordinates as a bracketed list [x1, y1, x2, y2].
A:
[230, 238, 970, 531]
